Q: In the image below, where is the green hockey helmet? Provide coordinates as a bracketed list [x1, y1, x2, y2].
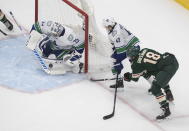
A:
[127, 46, 140, 58]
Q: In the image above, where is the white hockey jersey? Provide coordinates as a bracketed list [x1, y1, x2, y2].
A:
[108, 23, 140, 54]
[32, 21, 85, 52]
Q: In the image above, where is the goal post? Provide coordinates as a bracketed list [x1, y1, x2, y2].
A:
[35, 0, 89, 73]
[63, 0, 89, 73]
[34, 0, 114, 76]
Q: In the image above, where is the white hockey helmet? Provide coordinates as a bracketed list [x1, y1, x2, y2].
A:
[103, 17, 116, 27]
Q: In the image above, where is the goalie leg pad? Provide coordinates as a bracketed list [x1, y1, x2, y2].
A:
[63, 54, 80, 67]
[63, 54, 83, 73]
[65, 57, 80, 67]
[26, 30, 45, 50]
[43, 58, 70, 75]
[72, 62, 84, 73]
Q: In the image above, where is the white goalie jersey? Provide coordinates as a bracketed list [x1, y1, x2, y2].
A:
[27, 21, 85, 75]
[32, 20, 85, 50]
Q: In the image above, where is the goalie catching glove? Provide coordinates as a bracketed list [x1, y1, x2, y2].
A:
[124, 72, 132, 82]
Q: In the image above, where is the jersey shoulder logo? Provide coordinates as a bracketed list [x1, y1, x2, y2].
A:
[68, 34, 74, 41]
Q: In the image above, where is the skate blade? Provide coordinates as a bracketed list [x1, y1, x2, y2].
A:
[169, 101, 175, 106]
[156, 116, 171, 122]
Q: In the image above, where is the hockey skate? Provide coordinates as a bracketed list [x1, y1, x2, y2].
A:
[165, 89, 174, 102]
[110, 78, 124, 88]
[1, 15, 13, 31]
[4, 19, 13, 31]
[78, 62, 84, 73]
[156, 103, 171, 120]
[148, 88, 152, 95]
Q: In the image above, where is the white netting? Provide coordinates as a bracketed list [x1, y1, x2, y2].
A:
[37, 0, 113, 75]
[38, 0, 83, 26]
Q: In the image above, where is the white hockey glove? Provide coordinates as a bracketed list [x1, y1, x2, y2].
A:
[63, 54, 73, 66]
[63, 51, 82, 67]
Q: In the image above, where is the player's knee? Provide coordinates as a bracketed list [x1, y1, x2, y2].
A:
[151, 81, 162, 96]
[113, 63, 123, 74]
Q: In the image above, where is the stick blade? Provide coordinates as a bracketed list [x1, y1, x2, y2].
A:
[90, 77, 116, 82]
[90, 78, 104, 82]
[90, 78, 97, 81]
[103, 113, 114, 120]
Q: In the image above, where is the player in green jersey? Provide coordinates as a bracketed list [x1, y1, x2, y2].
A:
[123, 47, 179, 120]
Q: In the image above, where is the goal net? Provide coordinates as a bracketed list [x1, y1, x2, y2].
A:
[35, 0, 114, 76]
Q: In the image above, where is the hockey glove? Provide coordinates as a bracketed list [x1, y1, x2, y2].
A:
[63, 51, 82, 67]
[70, 51, 82, 62]
[124, 72, 132, 82]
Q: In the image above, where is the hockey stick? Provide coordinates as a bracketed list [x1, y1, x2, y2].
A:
[103, 73, 119, 120]
[90, 77, 117, 82]
[9, 11, 51, 74]
[33, 49, 50, 74]
[0, 29, 7, 36]
[9, 11, 23, 32]
[9, 11, 27, 36]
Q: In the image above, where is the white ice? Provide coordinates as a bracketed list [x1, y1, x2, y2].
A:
[0, 0, 189, 131]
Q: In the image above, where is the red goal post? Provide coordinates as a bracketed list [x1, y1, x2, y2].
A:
[34, 0, 113, 76]
[35, 0, 89, 73]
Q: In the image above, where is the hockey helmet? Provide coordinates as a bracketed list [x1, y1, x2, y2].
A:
[103, 17, 116, 27]
[127, 46, 140, 58]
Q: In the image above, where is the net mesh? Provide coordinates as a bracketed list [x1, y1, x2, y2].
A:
[37, 0, 113, 75]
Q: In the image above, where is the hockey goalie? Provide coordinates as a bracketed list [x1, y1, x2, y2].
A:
[26, 20, 85, 75]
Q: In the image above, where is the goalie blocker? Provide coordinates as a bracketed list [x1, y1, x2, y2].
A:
[26, 30, 84, 75]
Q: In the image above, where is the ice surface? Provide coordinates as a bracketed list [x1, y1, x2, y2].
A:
[0, 36, 86, 93]
[0, 0, 189, 131]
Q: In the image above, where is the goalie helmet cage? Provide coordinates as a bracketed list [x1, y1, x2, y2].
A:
[35, 0, 113, 75]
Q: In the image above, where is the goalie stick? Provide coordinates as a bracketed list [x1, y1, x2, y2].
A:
[0, 29, 7, 36]
[33, 49, 50, 74]
[103, 73, 119, 120]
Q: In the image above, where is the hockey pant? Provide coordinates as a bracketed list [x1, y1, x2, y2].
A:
[111, 52, 127, 75]
[150, 54, 179, 97]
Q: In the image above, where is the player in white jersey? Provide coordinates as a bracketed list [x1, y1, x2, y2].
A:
[103, 17, 140, 88]
[27, 20, 85, 75]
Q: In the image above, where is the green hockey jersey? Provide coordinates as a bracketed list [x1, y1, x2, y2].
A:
[130, 48, 168, 81]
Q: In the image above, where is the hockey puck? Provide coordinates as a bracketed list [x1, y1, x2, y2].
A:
[49, 63, 53, 68]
